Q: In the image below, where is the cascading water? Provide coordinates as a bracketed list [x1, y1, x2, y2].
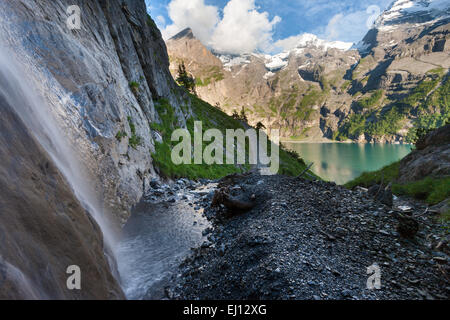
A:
[0, 44, 211, 299]
[0, 46, 119, 280]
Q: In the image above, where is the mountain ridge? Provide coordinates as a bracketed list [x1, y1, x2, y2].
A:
[166, 0, 449, 143]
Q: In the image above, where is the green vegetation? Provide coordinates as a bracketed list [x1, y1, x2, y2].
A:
[345, 161, 401, 189]
[406, 74, 449, 143]
[352, 55, 375, 80]
[406, 112, 449, 143]
[289, 128, 311, 141]
[151, 96, 247, 179]
[335, 71, 449, 141]
[195, 66, 225, 87]
[393, 178, 450, 205]
[357, 90, 383, 110]
[366, 107, 404, 136]
[340, 80, 351, 92]
[298, 88, 325, 109]
[426, 75, 449, 109]
[427, 67, 445, 76]
[127, 116, 142, 149]
[402, 77, 440, 109]
[129, 81, 140, 93]
[176, 62, 196, 95]
[334, 114, 366, 140]
[146, 14, 157, 28]
[150, 96, 314, 180]
[345, 161, 450, 205]
[115, 130, 127, 141]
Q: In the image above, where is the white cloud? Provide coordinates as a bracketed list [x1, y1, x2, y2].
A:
[162, 0, 280, 55]
[318, 3, 391, 43]
[156, 15, 166, 26]
[322, 9, 372, 43]
[210, 0, 281, 54]
[161, 0, 220, 45]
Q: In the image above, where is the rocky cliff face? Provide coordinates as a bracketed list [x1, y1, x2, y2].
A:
[0, 0, 190, 224]
[0, 93, 124, 299]
[167, 0, 449, 143]
[0, 0, 193, 299]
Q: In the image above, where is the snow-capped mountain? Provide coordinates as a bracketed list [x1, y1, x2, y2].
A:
[376, 0, 450, 29]
[216, 33, 354, 73]
[166, 1, 449, 143]
[357, 0, 450, 55]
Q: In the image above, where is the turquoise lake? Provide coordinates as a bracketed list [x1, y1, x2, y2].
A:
[282, 142, 413, 185]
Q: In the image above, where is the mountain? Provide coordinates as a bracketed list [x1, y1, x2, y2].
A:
[166, 0, 449, 143]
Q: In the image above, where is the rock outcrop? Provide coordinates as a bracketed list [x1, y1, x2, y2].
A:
[0, 0, 190, 224]
[398, 124, 450, 183]
[0, 94, 124, 299]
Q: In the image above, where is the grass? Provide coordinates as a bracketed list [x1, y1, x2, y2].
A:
[195, 66, 225, 87]
[150, 95, 314, 180]
[392, 178, 450, 205]
[345, 161, 450, 205]
[127, 116, 142, 149]
[129, 81, 140, 94]
[357, 90, 383, 110]
[115, 130, 127, 141]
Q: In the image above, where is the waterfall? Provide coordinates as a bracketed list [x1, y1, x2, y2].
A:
[0, 46, 119, 279]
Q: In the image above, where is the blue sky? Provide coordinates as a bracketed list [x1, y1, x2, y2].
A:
[145, 0, 393, 54]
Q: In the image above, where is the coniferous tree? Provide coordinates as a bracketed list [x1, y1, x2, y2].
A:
[239, 106, 248, 123]
[255, 121, 266, 131]
[231, 109, 240, 120]
[176, 61, 196, 95]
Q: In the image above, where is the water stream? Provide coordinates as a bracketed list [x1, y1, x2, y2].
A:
[117, 186, 211, 299]
[0, 46, 119, 290]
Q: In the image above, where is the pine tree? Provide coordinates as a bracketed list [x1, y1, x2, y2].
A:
[255, 121, 266, 131]
[231, 109, 240, 120]
[176, 61, 196, 95]
[239, 106, 248, 123]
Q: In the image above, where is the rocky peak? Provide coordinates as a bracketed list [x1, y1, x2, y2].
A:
[376, 0, 450, 29]
[170, 27, 195, 40]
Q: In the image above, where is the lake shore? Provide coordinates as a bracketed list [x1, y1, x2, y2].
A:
[281, 138, 412, 145]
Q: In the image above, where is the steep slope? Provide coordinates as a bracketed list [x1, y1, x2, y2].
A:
[0, 0, 189, 224]
[346, 0, 450, 142]
[166, 0, 449, 143]
[0, 91, 124, 300]
[167, 29, 360, 141]
[0, 0, 200, 299]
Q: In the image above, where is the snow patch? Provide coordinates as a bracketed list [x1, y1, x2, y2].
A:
[263, 71, 275, 80]
[376, 0, 450, 27]
[265, 52, 289, 71]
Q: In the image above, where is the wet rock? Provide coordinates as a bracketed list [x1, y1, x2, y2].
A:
[150, 179, 161, 189]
